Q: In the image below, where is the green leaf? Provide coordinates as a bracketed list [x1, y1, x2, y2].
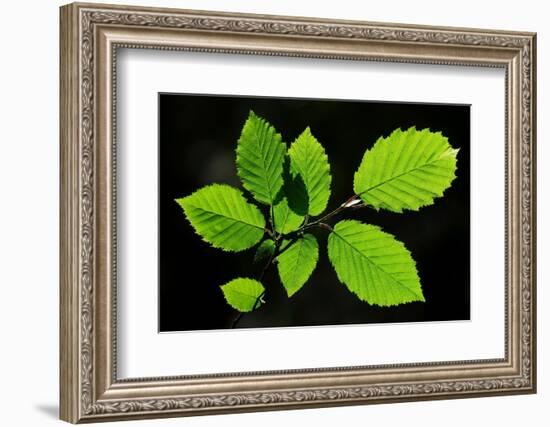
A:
[280, 156, 309, 216]
[288, 127, 332, 216]
[236, 111, 286, 205]
[220, 278, 265, 312]
[273, 196, 304, 235]
[176, 184, 265, 252]
[277, 234, 319, 297]
[254, 239, 276, 264]
[327, 220, 424, 306]
[353, 127, 458, 213]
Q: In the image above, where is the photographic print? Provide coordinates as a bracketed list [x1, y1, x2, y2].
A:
[60, 4, 536, 421]
[159, 94, 470, 331]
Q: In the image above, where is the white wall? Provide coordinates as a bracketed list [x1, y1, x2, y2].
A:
[0, 0, 546, 426]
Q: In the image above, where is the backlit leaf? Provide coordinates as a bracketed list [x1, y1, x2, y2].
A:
[221, 278, 265, 312]
[281, 156, 309, 217]
[288, 127, 332, 216]
[176, 184, 265, 252]
[327, 220, 424, 306]
[277, 234, 319, 297]
[353, 127, 458, 212]
[236, 111, 286, 205]
[273, 196, 304, 235]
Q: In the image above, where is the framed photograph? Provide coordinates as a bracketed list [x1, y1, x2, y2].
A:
[60, 2, 536, 423]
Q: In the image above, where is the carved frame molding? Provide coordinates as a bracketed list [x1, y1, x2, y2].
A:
[60, 2, 536, 423]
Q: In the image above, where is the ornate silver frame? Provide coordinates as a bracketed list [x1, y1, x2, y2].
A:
[60, 2, 537, 423]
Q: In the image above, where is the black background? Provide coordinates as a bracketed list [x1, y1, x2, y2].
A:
[159, 94, 470, 331]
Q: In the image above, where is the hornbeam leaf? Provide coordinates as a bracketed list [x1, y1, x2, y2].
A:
[176, 184, 265, 252]
[281, 156, 309, 216]
[327, 220, 424, 306]
[221, 278, 265, 312]
[273, 196, 304, 235]
[254, 239, 276, 264]
[236, 111, 286, 205]
[277, 234, 319, 297]
[288, 127, 332, 216]
[353, 127, 458, 212]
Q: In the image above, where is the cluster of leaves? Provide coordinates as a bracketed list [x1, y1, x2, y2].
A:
[176, 111, 459, 317]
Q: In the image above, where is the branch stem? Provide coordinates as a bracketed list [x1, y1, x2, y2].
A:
[231, 239, 281, 328]
[230, 194, 363, 329]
